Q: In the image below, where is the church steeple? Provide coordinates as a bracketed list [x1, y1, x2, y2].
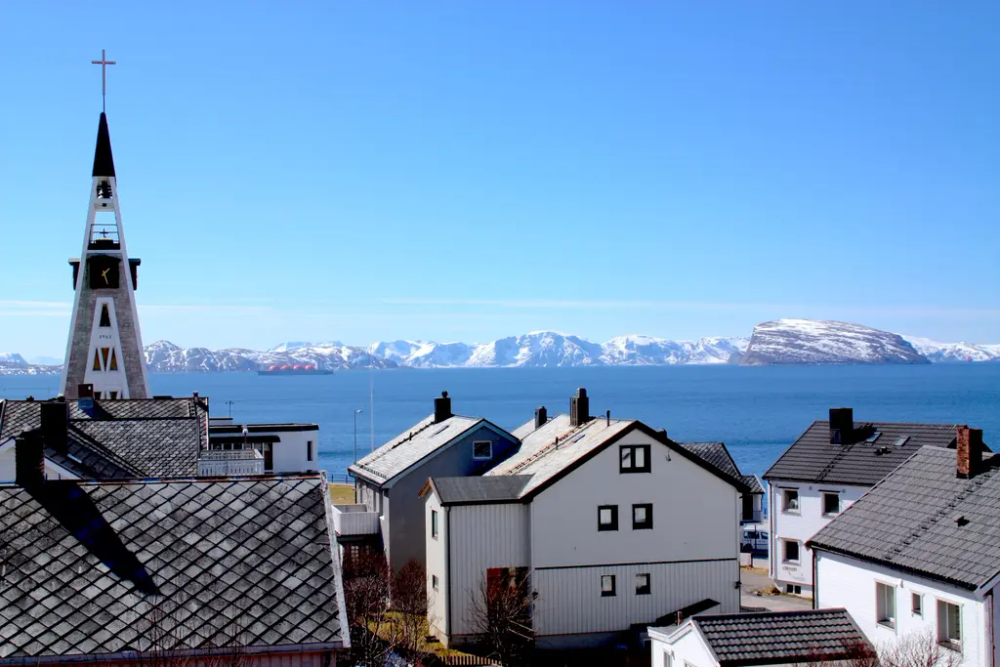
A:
[60, 109, 150, 400]
[92, 112, 116, 177]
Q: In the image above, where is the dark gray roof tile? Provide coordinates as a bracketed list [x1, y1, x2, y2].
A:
[430, 475, 532, 505]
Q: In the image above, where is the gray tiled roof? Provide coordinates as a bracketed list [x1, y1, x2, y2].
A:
[809, 446, 1000, 590]
[763, 420, 970, 486]
[0, 397, 207, 479]
[429, 475, 532, 505]
[678, 442, 762, 493]
[681, 609, 868, 666]
[0, 473, 346, 661]
[349, 414, 494, 484]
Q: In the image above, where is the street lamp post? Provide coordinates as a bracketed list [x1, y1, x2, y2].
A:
[226, 400, 235, 418]
[354, 409, 364, 465]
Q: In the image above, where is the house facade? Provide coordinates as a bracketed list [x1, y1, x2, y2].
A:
[764, 408, 966, 598]
[208, 419, 320, 473]
[347, 391, 520, 573]
[809, 428, 996, 667]
[423, 392, 754, 650]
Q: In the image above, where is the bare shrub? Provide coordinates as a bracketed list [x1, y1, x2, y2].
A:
[469, 567, 534, 667]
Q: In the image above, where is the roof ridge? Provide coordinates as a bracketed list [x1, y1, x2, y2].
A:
[501, 420, 598, 476]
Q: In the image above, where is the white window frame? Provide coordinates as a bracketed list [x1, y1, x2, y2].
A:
[936, 599, 962, 652]
[782, 487, 800, 514]
[431, 509, 439, 539]
[472, 440, 493, 460]
[912, 592, 923, 617]
[782, 539, 801, 564]
[601, 574, 616, 597]
[822, 491, 840, 516]
[876, 581, 896, 629]
[662, 651, 672, 667]
[432, 574, 439, 590]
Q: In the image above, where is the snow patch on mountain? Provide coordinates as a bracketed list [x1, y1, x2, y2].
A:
[601, 335, 749, 365]
[741, 319, 928, 366]
[901, 336, 1000, 363]
[145, 340, 395, 372]
[0, 353, 28, 368]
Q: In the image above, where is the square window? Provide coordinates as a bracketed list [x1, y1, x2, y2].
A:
[783, 539, 800, 563]
[431, 510, 439, 539]
[632, 503, 653, 530]
[876, 582, 896, 628]
[620, 445, 651, 473]
[823, 492, 840, 516]
[432, 575, 439, 590]
[473, 440, 492, 460]
[783, 488, 800, 513]
[635, 573, 651, 595]
[937, 600, 961, 649]
[598, 505, 618, 531]
[601, 574, 616, 597]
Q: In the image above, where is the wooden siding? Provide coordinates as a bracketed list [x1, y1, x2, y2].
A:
[447, 502, 531, 639]
[532, 558, 739, 637]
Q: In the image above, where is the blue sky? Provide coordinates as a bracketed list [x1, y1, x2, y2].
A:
[2, 2, 998, 358]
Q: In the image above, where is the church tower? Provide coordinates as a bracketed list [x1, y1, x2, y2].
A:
[60, 112, 151, 399]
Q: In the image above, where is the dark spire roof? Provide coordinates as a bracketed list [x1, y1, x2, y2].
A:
[92, 112, 116, 177]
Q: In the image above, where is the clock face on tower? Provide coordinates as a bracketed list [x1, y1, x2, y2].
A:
[88, 255, 120, 290]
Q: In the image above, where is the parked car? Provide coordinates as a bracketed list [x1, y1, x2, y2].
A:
[742, 529, 768, 551]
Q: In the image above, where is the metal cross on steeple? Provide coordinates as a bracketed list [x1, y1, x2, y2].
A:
[91, 49, 116, 113]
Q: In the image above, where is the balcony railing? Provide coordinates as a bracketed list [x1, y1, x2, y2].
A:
[198, 450, 265, 476]
[333, 504, 381, 537]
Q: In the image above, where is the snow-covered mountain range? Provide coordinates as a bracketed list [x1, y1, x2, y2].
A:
[4, 321, 998, 374]
[740, 319, 928, 366]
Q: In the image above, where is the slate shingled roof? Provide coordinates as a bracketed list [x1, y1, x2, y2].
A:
[763, 419, 969, 486]
[0, 473, 347, 661]
[679, 442, 764, 493]
[426, 475, 532, 505]
[656, 609, 868, 666]
[350, 414, 513, 485]
[809, 446, 1000, 590]
[0, 397, 208, 479]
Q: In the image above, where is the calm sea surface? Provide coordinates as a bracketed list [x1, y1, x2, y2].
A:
[3, 365, 998, 481]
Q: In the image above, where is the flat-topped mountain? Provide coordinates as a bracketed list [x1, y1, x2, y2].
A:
[740, 319, 928, 366]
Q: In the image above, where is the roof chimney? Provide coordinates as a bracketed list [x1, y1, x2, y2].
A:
[40, 398, 69, 454]
[434, 391, 452, 424]
[957, 426, 985, 479]
[534, 406, 547, 430]
[829, 408, 853, 445]
[15, 431, 44, 488]
[570, 388, 590, 427]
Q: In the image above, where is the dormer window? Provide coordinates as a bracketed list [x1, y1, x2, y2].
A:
[473, 440, 492, 460]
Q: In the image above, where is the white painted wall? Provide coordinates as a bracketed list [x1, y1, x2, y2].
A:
[992, 588, 999, 667]
[816, 550, 986, 667]
[530, 431, 740, 569]
[768, 480, 868, 596]
[0, 442, 81, 482]
[650, 625, 718, 667]
[254, 428, 319, 473]
[533, 559, 738, 638]
[426, 492, 449, 640]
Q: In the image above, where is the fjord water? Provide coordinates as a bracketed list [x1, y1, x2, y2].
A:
[4, 364, 998, 481]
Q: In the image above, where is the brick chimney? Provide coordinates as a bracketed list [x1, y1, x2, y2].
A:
[570, 388, 590, 427]
[15, 431, 45, 488]
[434, 391, 452, 424]
[829, 407, 853, 445]
[956, 426, 985, 479]
[40, 398, 69, 454]
[534, 406, 547, 429]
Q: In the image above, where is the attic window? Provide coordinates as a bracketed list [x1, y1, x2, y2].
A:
[894, 436, 910, 447]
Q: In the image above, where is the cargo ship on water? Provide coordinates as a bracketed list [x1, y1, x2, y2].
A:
[257, 363, 333, 376]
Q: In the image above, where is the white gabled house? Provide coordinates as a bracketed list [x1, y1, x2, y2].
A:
[421, 389, 755, 650]
[764, 408, 969, 598]
[649, 608, 870, 667]
[809, 427, 997, 667]
[347, 391, 521, 572]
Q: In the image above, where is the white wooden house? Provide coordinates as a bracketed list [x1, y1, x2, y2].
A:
[809, 428, 997, 667]
[421, 390, 754, 650]
[764, 408, 968, 598]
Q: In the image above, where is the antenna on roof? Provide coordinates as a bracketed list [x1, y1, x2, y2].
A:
[369, 349, 375, 452]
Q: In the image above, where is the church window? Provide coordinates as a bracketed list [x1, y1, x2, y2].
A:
[99, 304, 111, 327]
[101, 348, 110, 369]
[92, 349, 102, 371]
[109, 349, 118, 371]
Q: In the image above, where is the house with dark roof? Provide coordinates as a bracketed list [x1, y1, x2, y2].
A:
[0, 395, 209, 481]
[762, 407, 979, 598]
[648, 608, 871, 667]
[345, 391, 520, 573]
[421, 389, 755, 650]
[809, 427, 996, 667]
[0, 433, 349, 664]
